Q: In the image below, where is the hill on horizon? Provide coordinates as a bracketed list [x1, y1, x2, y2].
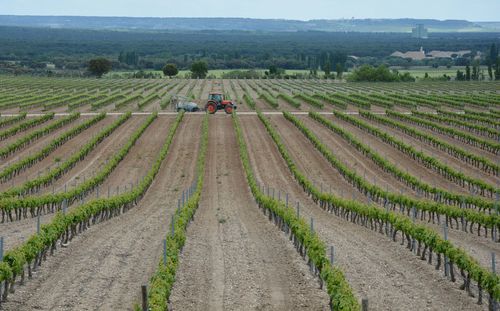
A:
[0, 15, 499, 32]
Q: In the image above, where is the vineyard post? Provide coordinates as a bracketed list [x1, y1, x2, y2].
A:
[0, 237, 3, 261]
[310, 217, 314, 233]
[64, 183, 67, 193]
[412, 207, 416, 254]
[296, 201, 300, 218]
[330, 245, 334, 265]
[116, 185, 119, 195]
[362, 298, 369, 311]
[163, 239, 167, 265]
[96, 187, 99, 199]
[171, 215, 175, 236]
[443, 224, 449, 277]
[141, 285, 148, 311]
[286, 193, 289, 207]
[278, 190, 281, 202]
[492, 252, 496, 275]
[37, 214, 40, 234]
[272, 188, 275, 199]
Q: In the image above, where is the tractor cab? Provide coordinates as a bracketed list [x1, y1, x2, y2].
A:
[208, 93, 224, 103]
[205, 92, 236, 114]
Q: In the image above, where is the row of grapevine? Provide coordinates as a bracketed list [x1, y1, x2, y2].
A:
[147, 114, 208, 310]
[387, 111, 500, 155]
[0, 112, 144, 220]
[334, 111, 498, 199]
[0, 114, 54, 140]
[257, 111, 500, 306]
[360, 111, 499, 176]
[412, 111, 500, 140]
[0, 113, 106, 182]
[0, 113, 26, 129]
[0, 112, 185, 303]
[288, 112, 498, 236]
[237, 112, 360, 310]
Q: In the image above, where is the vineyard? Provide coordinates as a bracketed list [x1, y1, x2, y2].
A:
[0, 76, 498, 310]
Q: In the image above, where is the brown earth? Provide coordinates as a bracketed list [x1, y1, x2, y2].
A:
[170, 115, 330, 310]
[1, 115, 203, 311]
[239, 114, 487, 310]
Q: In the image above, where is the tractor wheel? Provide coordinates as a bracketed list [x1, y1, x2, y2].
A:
[206, 102, 217, 114]
[224, 104, 234, 114]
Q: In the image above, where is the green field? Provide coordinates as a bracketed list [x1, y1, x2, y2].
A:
[105, 66, 477, 80]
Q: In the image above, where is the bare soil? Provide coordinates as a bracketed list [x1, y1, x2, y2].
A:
[1, 115, 203, 311]
[239, 115, 487, 310]
[170, 115, 329, 310]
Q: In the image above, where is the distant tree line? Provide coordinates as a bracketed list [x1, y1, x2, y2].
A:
[455, 43, 500, 81]
[1, 26, 499, 76]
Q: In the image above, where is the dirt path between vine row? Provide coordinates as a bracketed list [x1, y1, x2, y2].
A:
[360, 115, 500, 186]
[239, 115, 487, 311]
[0, 116, 57, 148]
[87, 115, 175, 197]
[269, 115, 369, 202]
[295, 115, 499, 270]
[39, 115, 146, 195]
[170, 115, 329, 310]
[0, 116, 148, 252]
[328, 115, 482, 198]
[0, 117, 87, 171]
[0, 116, 114, 191]
[2, 115, 203, 311]
[385, 115, 499, 163]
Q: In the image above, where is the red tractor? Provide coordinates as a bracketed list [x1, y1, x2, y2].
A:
[205, 93, 237, 114]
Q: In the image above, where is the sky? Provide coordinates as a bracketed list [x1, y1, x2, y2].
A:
[1, 0, 499, 21]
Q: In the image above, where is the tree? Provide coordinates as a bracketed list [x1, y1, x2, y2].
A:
[190, 61, 208, 78]
[495, 56, 500, 80]
[471, 61, 480, 81]
[162, 63, 178, 77]
[88, 58, 112, 78]
[336, 63, 344, 79]
[323, 60, 331, 77]
[465, 65, 471, 81]
[456, 70, 465, 81]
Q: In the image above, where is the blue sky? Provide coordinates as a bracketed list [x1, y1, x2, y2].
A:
[1, 0, 499, 21]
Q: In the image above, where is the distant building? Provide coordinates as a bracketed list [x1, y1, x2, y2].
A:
[391, 47, 426, 61]
[412, 24, 428, 39]
[390, 47, 473, 61]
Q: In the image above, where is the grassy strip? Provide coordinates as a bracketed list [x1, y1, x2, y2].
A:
[147, 114, 208, 310]
[0, 112, 185, 300]
[0, 113, 105, 182]
[243, 112, 359, 310]
[262, 111, 500, 304]
[0, 113, 54, 140]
